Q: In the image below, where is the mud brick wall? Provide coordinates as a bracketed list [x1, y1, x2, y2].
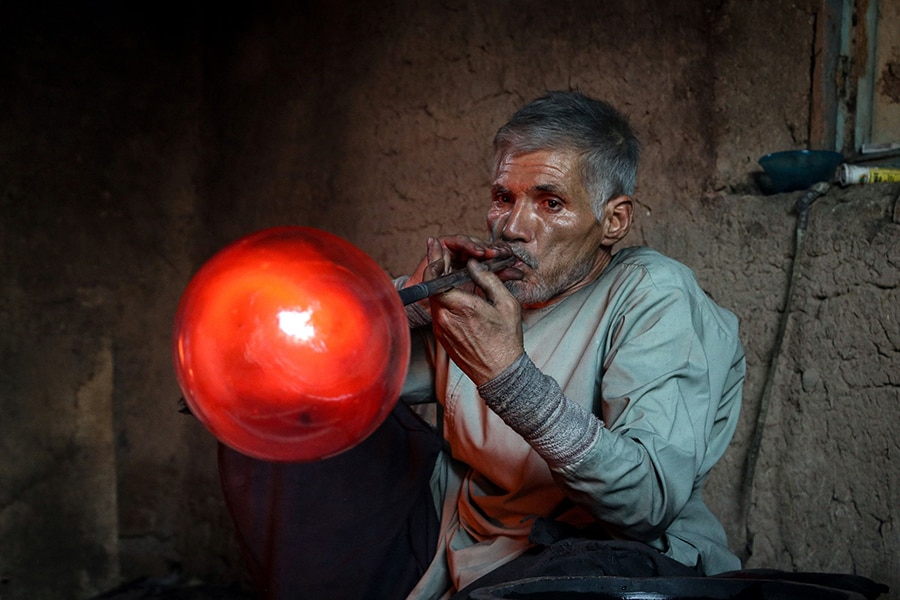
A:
[1, 2, 897, 598]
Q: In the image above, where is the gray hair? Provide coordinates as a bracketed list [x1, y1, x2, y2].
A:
[492, 91, 640, 219]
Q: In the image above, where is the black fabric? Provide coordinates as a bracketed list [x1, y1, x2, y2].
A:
[718, 569, 890, 600]
[452, 518, 699, 600]
[218, 402, 443, 600]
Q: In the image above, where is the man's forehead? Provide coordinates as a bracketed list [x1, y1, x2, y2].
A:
[493, 149, 579, 184]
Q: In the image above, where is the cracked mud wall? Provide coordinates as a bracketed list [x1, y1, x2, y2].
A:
[737, 187, 899, 580]
[1, 1, 898, 599]
[665, 186, 900, 590]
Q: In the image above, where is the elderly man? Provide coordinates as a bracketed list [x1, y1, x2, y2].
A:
[219, 91, 744, 599]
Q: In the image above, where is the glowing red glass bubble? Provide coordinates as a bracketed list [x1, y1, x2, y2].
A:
[173, 226, 410, 462]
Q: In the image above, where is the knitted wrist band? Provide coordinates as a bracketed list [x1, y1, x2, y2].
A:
[477, 353, 601, 469]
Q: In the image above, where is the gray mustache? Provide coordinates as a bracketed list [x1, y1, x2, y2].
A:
[508, 245, 537, 269]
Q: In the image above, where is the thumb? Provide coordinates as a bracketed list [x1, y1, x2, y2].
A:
[423, 237, 448, 282]
[423, 257, 444, 282]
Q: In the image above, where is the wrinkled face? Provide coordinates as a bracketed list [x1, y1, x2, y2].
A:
[488, 149, 609, 307]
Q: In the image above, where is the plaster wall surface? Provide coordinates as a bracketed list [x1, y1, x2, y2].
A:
[668, 186, 900, 590]
[1, 1, 897, 599]
[871, 0, 900, 145]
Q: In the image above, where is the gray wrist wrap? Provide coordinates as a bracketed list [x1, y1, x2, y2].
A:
[393, 276, 432, 328]
[477, 353, 602, 470]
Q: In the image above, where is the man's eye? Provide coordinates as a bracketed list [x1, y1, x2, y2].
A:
[545, 198, 562, 210]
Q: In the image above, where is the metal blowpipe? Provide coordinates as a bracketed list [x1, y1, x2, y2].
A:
[398, 255, 517, 306]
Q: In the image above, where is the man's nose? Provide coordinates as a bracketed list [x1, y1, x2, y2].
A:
[500, 202, 532, 242]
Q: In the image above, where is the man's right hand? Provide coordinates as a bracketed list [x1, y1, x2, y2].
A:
[404, 235, 513, 291]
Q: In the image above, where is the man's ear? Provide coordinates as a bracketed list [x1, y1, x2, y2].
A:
[602, 195, 633, 245]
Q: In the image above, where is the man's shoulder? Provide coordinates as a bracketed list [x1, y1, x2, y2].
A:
[600, 246, 741, 334]
[606, 246, 697, 288]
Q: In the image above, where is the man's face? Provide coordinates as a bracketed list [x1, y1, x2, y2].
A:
[488, 149, 609, 308]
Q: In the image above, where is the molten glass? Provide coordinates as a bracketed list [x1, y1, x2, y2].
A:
[173, 226, 409, 462]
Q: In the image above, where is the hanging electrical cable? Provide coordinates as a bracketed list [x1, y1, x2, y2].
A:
[741, 180, 831, 552]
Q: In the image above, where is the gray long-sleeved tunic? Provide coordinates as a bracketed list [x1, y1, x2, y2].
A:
[401, 246, 745, 599]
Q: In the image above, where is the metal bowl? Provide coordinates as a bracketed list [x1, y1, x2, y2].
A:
[758, 150, 844, 193]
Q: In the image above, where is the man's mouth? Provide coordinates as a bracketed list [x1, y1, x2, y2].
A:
[508, 246, 536, 270]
